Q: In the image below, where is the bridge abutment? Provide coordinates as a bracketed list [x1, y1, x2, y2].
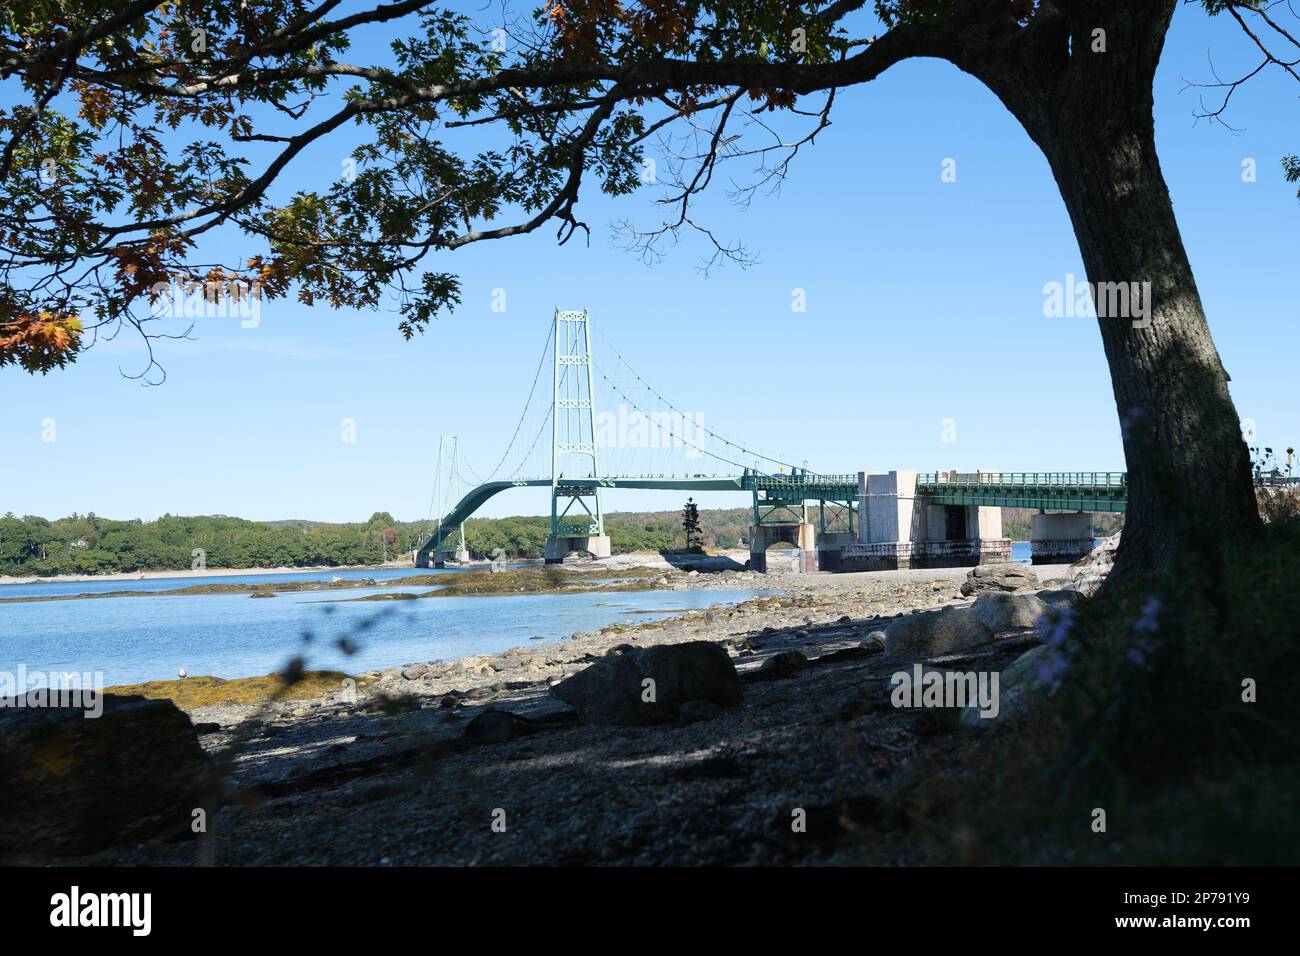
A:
[433, 549, 471, 568]
[544, 534, 612, 564]
[1029, 512, 1094, 564]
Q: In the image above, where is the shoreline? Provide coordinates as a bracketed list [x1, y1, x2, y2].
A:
[111, 561, 1071, 711]
[0, 545, 1039, 587]
[0, 560, 422, 587]
[0, 548, 757, 587]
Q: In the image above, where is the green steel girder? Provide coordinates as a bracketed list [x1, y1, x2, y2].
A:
[922, 492, 1127, 512]
[818, 498, 857, 534]
[746, 467, 858, 531]
[743, 470, 858, 498]
[754, 499, 807, 527]
[916, 472, 1128, 513]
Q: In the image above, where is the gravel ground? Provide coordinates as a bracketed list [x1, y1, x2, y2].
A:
[66, 560, 1073, 866]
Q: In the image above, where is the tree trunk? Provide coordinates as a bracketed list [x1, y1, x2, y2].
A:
[1044, 118, 1259, 580]
[975, 6, 1263, 584]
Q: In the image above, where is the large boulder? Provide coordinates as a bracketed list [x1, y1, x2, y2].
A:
[1071, 532, 1120, 597]
[970, 591, 1049, 633]
[960, 563, 1040, 597]
[960, 644, 1055, 729]
[1037, 588, 1083, 612]
[550, 642, 742, 725]
[0, 694, 216, 863]
[884, 606, 993, 658]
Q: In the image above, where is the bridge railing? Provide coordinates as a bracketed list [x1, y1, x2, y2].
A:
[745, 472, 859, 491]
[918, 472, 1128, 490]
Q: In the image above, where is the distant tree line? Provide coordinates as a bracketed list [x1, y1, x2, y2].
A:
[0, 511, 411, 576]
[0, 506, 757, 576]
[0, 506, 1121, 576]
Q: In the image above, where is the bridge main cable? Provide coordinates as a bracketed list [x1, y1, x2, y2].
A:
[594, 327, 804, 473]
[594, 363, 777, 474]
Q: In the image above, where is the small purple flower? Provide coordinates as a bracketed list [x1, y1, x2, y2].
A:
[1124, 597, 1163, 667]
[1126, 636, 1158, 667]
[1134, 596, 1162, 634]
[1035, 608, 1075, 687]
[1037, 648, 1071, 687]
[1037, 606, 1074, 649]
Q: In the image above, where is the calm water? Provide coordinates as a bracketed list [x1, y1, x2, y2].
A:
[0, 567, 766, 686]
[0, 545, 1047, 687]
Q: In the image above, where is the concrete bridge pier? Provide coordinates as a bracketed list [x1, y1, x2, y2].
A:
[1029, 512, 1094, 564]
[749, 522, 817, 573]
[544, 534, 612, 564]
[433, 549, 471, 568]
[840, 470, 1011, 570]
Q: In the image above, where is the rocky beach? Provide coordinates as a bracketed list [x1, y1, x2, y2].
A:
[3, 552, 1099, 867]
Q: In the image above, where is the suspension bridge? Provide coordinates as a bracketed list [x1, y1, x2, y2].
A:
[413, 308, 1141, 572]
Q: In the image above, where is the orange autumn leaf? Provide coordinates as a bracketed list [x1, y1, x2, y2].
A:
[0, 312, 83, 373]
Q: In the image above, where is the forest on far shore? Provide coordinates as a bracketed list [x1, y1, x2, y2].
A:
[0, 506, 1122, 576]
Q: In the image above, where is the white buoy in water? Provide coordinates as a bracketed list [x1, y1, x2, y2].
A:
[178, 667, 188, 679]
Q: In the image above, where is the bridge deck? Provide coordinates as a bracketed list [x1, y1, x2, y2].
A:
[415, 470, 1137, 560]
[416, 475, 748, 558]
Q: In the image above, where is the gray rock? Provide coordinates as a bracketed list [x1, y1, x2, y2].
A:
[678, 700, 725, 723]
[970, 591, 1049, 633]
[861, 630, 887, 651]
[884, 606, 992, 658]
[401, 665, 427, 680]
[750, 650, 808, 681]
[960, 644, 1054, 729]
[960, 563, 1040, 597]
[1038, 588, 1083, 611]
[550, 641, 742, 725]
[0, 695, 216, 863]
[461, 709, 542, 745]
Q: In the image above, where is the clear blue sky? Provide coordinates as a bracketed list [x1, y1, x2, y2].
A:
[2, 3, 1296, 523]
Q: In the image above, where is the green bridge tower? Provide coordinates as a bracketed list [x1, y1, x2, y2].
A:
[545, 308, 611, 563]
